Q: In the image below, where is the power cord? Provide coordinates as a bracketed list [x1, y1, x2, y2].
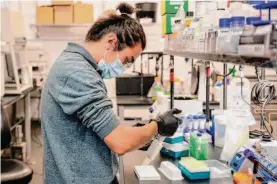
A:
[239, 65, 275, 140]
[211, 62, 236, 77]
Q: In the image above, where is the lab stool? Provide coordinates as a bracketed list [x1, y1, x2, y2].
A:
[1, 105, 33, 184]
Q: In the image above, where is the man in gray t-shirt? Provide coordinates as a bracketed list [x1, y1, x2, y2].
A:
[41, 3, 181, 184]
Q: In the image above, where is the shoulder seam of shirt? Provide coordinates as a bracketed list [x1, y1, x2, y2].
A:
[55, 69, 86, 101]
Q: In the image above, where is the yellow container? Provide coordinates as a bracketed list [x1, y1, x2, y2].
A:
[162, 13, 176, 34]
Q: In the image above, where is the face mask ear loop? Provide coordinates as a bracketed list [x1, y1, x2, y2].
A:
[103, 44, 109, 61]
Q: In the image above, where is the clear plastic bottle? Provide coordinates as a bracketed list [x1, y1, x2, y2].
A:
[199, 114, 207, 132]
[183, 115, 193, 141]
[214, 76, 224, 102]
[238, 16, 261, 56]
[182, 12, 194, 51]
[193, 115, 199, 131]
[173, 20, 185, 50]
[216, 18, 231, 53]
[147, 77, 163, 101]
[180, 115, 187, 131]
[229, 16, 245, 53]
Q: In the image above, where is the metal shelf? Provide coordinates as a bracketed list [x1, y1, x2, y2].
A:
[163, 50, 277, 68]
[254, 2, 277, 9]
[28, 38, 85, 41]
[30, 24, 92, 28]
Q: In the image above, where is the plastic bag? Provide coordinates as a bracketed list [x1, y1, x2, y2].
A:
[220, 109, 254, 162]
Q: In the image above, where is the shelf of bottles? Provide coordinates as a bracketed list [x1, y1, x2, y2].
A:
[164, 34, 276, 68]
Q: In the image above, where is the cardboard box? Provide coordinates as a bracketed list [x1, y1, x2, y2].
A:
[36, 6, 54, 24]
[161, 0, 188, 15]
[73, 3, 93, 23]
[52, 0, 73, 6]
[162, 13, 176, 34]
[54, 6, 73, 24]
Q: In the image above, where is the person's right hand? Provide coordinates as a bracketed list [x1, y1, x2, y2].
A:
[153, 108, 182, 137]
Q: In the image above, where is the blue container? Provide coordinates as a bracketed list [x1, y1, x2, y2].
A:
[177, 162, 210, 180]
[230, 16, 245, 28]
[183, 115, 193, 136]
[246, 16, 261, 25]
[164, 136, 184, 144]
[249, 0, 265, 5]
[219, 18, 231, 28]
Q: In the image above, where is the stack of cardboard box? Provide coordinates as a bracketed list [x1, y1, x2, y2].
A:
[36, 1, 93, 25]
[161, 0, 188, 35]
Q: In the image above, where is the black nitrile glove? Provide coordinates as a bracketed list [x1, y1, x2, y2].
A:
[153, 108, 182, 137]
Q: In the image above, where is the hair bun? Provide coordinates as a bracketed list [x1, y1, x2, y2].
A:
[116, 3, 135, 15]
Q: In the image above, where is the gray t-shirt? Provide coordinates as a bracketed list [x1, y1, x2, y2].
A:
[41, 42, 120, 184]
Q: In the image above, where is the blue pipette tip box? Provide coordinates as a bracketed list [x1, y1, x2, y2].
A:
[160, 148, 189, 159]
[164, 136, 184, 144]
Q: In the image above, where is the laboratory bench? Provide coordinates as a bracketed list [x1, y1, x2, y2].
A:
[116, 95, 220, 121]
[117, 96, 154, 106]
[122, 144, 233, 184]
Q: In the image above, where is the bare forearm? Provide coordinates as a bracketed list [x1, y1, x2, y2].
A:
[123, 121, 158, 152]
[105, 108, 181, 155]
[104, 121, 158, 155]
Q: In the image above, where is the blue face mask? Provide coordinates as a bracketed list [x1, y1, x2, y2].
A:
[98, 57, 125, 79]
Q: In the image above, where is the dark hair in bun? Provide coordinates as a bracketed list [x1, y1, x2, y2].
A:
[116, 2, 135, 15]
[86, 3, 146, 51]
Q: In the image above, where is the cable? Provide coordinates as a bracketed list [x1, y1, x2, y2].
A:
[240, 76, 273, 138]
[239, 65, 276, 139]
[252, 67, 275, 133]
[211, 62, 236, 77]
[240, 76, 273, 135]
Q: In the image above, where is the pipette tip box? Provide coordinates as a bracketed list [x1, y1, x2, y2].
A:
[134, 165, 161, 181]
[160, 148, 189, 159]
[164, 134, 184, 144]
[161, 142, 189, 159]
[178, 157, 210, 180]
